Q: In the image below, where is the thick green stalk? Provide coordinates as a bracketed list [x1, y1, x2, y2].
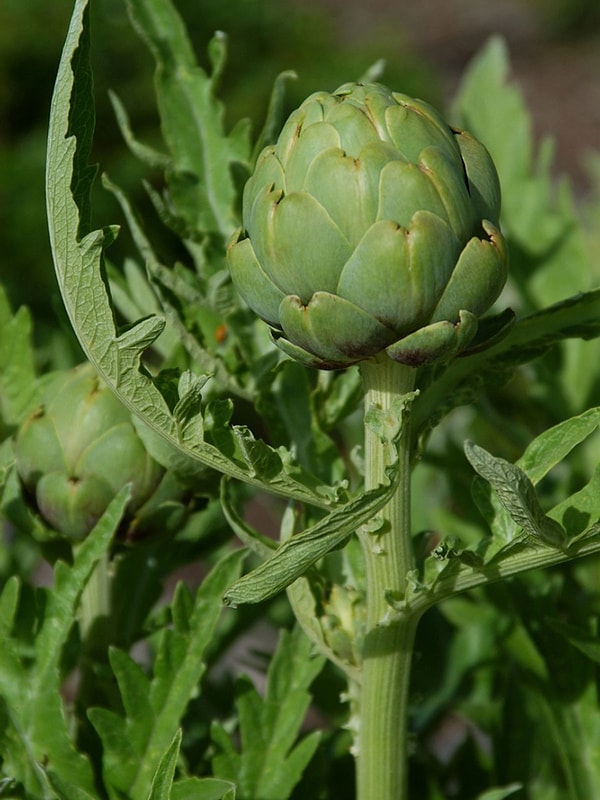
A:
[356, 356, 419, 800]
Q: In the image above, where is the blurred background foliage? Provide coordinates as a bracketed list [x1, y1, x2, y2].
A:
[1, 0, 599, 358]
[0, 0, 436, 354]
[0, 2, 599, 796]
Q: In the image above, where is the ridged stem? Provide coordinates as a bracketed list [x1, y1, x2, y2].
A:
[356, 356, 419, 800]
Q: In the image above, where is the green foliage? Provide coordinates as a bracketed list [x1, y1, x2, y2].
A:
[89, 549, 244, 800]
[223, 467, 401, 607]
[122, 0, 252, 241]
[0, 490, 129, 797]
[211, 626, 324, 800]
[453, 37, 595, 307]
[0, 285, 39, 439]
[0, 0, 435, 343]
[0, 0, 599, 797]
[46, 0, 345, 513]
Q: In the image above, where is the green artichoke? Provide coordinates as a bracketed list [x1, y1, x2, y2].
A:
[14, 364, 182, 542]
[228, 82, 508, 369]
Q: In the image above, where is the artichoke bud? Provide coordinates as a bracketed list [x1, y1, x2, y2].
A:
[228, 82, 509, 369]
[318, 584, 365, 668]
[14, 364, 184, 542]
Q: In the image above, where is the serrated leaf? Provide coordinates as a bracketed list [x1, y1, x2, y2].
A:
[454, 37, 572, 267]
[414, 291, 600, 443]
[90, 549, 244, 800]
[418, 36, 600, 436]
[87, 705, 141, 792]
[45, 0, 345, 511]
[36, 489, 130, 673]
[124, 0, 250, 239]
[101, 173, 162, 284]
[223, 471, 400, 606]
[102, 174, 227, 381]
[110, 647, 154, 740]
[453, 34, 600, 418]
[109, 89, 171, 170]
[464, 441, 566, 548]
[0, 286, 39, 431]
[212, 627, 323, 799]
[466, 409, 600, 549]
[0, 489, 129, 796]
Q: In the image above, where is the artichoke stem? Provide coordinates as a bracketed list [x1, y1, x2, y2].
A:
[356, 355, 420, 800]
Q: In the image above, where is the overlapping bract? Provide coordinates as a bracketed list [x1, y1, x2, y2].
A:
[15, 364, 186, 541]
[228, 82, 508, 369]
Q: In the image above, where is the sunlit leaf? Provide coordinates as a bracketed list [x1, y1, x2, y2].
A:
[45, 0, 343, 510]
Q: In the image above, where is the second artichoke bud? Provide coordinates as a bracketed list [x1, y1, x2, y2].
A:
[14, 364, 184, 542]
[228, 82, 508, 369]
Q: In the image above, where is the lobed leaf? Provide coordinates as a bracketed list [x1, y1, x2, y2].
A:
[414, 291, 600, 443]
[414, 35, 600, 442]
[407, 408, 600, 614]
[454, 37, 562, 255]
[464, 441, 566, 548]
[223, 469, 399, 606]
[109, 89, 171, 170]
[453, 34, 600, 421]
[454, 35, 589, 306]
[90, 549, 244, 800]
[0, 286, 39, 432]
[124, 0, 251, 240]
[211, 626, 323, 799]
[0, 489, 129, 797]
[45, 0, 343, 511]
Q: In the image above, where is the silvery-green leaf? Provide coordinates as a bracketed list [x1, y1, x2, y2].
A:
[224, 471, 399, 606]
[464, 441, 567, 548]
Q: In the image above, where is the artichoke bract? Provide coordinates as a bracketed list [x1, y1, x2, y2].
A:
[15, 364, 169, 541]
[228, 82, 508, 369]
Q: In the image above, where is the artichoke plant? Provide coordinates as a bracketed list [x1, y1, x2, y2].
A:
[14, 364, 182, 542]
[228, 82, 508, 369]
